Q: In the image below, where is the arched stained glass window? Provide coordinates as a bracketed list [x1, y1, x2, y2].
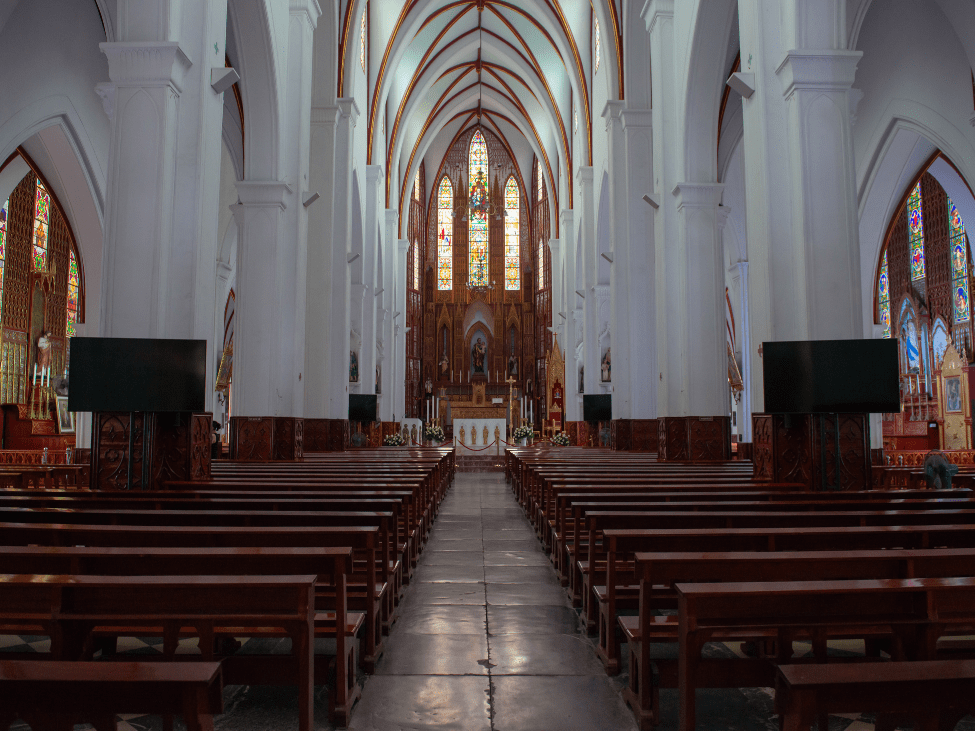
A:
[504, 177, 520, 290]
[879, 250, 890, 338]
[437, 177, 453, 290]
[360, 9, 366, 72]
[468, 130, 489, 287]
[33, 179, 50, 271]
[66, 250, 79, 337]
[414, 171, 420, 201]
[536, 163, 543, 202]
[538, 242, 545, 290]
[594, 18, 601, 72]
[0, 198, 7, 321]
[949, 197, 970, 323]
[412, 243, 421, 291]
[909, 182, 925, 281]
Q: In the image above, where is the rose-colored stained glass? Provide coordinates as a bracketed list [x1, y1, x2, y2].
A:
[594, 18, 601, 72]
[437, 177, 452, 290]
[66, 251, 79, 337]
[879, 250, 890, 338]
[504, 177, 520, 290]
[360, 10, 366, 72]
[33, 179, 50, 271]
[908, 182, 925, 281]
[469, 131, 489, 287]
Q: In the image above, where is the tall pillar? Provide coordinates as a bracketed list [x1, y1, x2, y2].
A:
[391, 239, 409, 421]
[382, 210, 399, 418]
[732, 260, 753, 441]
[359, 165, 384, 398]
[738, 0, 863, 410]
[560, 209, 581, 422]
[576, 167, 599, 395]
[98, 0, 228, 413]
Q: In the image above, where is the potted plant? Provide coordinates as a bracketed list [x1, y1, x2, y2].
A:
[383, 433, 406, 447]
[424, 423, 445, 446]
[512, 425, 533, 446]
[551, 431, 571, 446]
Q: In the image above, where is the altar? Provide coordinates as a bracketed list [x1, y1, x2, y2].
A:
[453, 418, 507, 455]
[442, 380, 519, 455]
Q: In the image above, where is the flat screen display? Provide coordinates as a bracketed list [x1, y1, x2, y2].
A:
[68, 338, 206, 413]
[349, 394, 377, 422]
[762, 339, 900, 414]
[583, 394, 612, 422]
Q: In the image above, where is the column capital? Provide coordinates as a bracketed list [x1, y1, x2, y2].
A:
[290, 0, 322, 29]
[602, 100, 625, 127]
[560, 208, 574, 229]
[715, 204, 732, 232]
[641, 0, 674, 34]
[100, 41, 192, 91]
[776, 50, 862, 98]
[336, 98, 361, 127]
[235, 180, 293, 209]
[621, 108, 653, 132]
[365, 164, 385, 185]
[576, 166, 594, 186]
[672, 182, 723, 211]
[397, 239, 410, 255]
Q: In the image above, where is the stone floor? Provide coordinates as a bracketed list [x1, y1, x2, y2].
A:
[4, 471, 975, 730]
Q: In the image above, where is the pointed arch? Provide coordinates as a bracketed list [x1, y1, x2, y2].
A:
[437, 176, 453, 290]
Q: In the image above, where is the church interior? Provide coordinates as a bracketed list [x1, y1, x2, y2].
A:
[2, 0, 975, 729]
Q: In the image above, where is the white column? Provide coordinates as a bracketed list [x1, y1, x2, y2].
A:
[738, 0, 863, 411]
[391, 239, 409, 421]
[358, 165, 384, 399]
[560, 208, 582, 421]
[673, 183, 726, 416]
[642, 0, 677, 416]
[732, 260, 753, 441]
[98, 0, 228, 412]
[576, 167, 599, 395]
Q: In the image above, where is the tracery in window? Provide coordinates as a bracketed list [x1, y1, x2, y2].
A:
[468, 130, 489, 287]
[909, 182, 925, 281]
[437, 177, 453, 290]
[33, 179, 50, 271]
[949, 197, 970, 323]
[504, 177, 520, 290]
[878, 250, 890, 338]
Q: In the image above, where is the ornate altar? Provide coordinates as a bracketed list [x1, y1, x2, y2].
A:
[545, 334, 565, 434]
[939, 343, 971, 450]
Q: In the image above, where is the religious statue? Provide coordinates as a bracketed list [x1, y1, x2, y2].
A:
[349, 350, 359, 382]
[376, 364, 382, 394]
[601, 348, 612, 382]
[472, 337, 486, 373]
[35, 330, 53, 384]
[439, 351, 449, 378]
[579, 365, 584, 394]
[424, 377, 434, 397]
[507, 354, 518, 377]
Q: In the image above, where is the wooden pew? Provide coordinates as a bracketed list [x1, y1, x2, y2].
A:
[676, 577, 975, 731]
[0, 660, 223, 731]
[620, 547, 975, 729]
[0, 574, 318, 731]
[0, 545, 359, 724]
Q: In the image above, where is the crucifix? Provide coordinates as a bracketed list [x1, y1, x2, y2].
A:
[506, 376, 516, 434]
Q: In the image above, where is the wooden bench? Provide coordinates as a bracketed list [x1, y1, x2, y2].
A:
[0, 574, 317, 731]
[0, 660, 223, 731]
[775, 659, 975, 731]
[676, 577, 975, 731]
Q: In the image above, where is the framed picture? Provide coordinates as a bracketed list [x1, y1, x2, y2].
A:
[945, 375, 963, 413]
[56, 396, 75, 434]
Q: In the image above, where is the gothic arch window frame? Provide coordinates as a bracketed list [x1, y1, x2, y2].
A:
[468, 129, 489, 288]
[504, 175, 521, 291]
[437, 175, 453, 291]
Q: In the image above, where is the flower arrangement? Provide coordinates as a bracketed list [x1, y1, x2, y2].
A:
[513, 425, 534, 440]
[551, 431, 571, 446]
[424, 424, 445, 442]
[383, 433, 405, 446]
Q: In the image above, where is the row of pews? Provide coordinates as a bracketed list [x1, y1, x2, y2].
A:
[505, 446, 975, 731]
[0, 447, 454, 731]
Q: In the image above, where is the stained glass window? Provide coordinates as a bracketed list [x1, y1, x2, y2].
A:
[504, 177, 520, 290]
[594, 18, 600, 72]
[33, 179, 50, 271]
[536, 163, 543, 202]
[908, 182, 925, 281]
[437, 177, 453, 290]
[879, 250, 890, 338]
[468, 130, 489, 287]
[66, 251, 79, 337]
[360, 10, 366, 72]
[412, 243, 421, 291]
[538, 242, 545, 290]
[414, 171, 420, 201]
[0, 198, 7, 321]
[949, 197, 970, 323]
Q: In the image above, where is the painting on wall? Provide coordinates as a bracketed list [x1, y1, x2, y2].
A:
[945, 375, 962, 413]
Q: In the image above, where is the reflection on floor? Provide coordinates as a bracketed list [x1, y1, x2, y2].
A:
[4, 472, 975, 730]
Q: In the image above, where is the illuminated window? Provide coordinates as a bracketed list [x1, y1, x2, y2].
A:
[594, 18, 600, 72]
[0, 198, 7, 321]
[538, 242, 545, 290]
[504, 177, 520, 290]
[908, 182, 925, 281]
[536, 163, 543, 202]
[360, 9, 366, 72]
[878, 251, 890, 338]
[414, 171, 420, 201]
[66, 251, 79, 337]
[468, 130, 489, 287]
[437, 177, 453, 290]
[949, 197, 970, 323]
[33, 179, 50, 271]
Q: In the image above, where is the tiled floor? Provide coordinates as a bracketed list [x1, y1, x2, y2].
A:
[4, 472, 975, 730]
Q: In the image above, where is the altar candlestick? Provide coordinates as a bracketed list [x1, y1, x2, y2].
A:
[33, 364, 37, 382]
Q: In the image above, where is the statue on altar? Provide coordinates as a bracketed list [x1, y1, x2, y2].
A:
[349, 350, 359, 383]
[472, 337, 486, 374]
[508, 354, 518, 377]
[36, 330, 52, 381]
[601, 348, 612, 382]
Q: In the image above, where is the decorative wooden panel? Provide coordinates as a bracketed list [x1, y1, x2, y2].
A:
[611, 419, 631, 451]
[303, 418, 330, 452]
[631, 419, 659, 453]
[326, 419, 350, 451]
[658, 416, 731, 461]
[752, 414, 774, 480]
[230, 416, 273, 461]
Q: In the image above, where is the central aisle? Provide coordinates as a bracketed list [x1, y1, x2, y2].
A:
[348, 471, 639, 731]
